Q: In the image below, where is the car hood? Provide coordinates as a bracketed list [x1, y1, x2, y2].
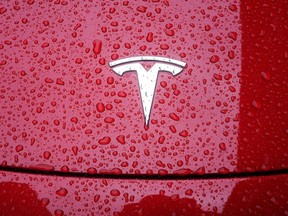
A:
[0, 0, 287, 175]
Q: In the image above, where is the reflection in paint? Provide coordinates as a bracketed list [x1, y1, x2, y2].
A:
[119, 194, 218, 216]
[0, 182, 52, 216]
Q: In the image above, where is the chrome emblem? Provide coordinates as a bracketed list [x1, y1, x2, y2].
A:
[109, 56, 186, 126]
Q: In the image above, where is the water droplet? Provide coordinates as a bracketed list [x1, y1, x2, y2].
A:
[0, 7, 7, 14]
[218, 167, 230, 174]
[164, 29, 175, 36]
[169, 113, 180, 121]
[107, 76, 114, 84]
[54, 209, 64, 216]
[75, 58, 82, 64]
[15, 145, 23, 152]
[56, 188, 68, 197]
[104, 117, 115, 123]
[260, 71, 271, 81]
[185, 189, 193, 196]
[110, 189, 120, 196]
[40, 198, 50, 207]
[118, 91, 127, 98]
[210, 55, 220, 63]
[98, 136, 111, 145]
[137, 6, 147, 13]
[43, 151, 51, 160]
[179, 130, 188, 137]
[219, 143, 226, 150]
[228, 32, 238, 41]
[44, 78, 54, 83]
[96, 102, 105, 112]
[229, 4, 238, 12]
[87, 167, 97, 174]
[146, 32, 153, 42]
[228, 50, 235, 59]
[252, 100, 262, 109]
[94, 194, 100, 203]
[56, 78, 64, 85]
[160, 44, 169, 50]
[116, 135, 125, 144]
[158, 136, 165, 144]
[93, 40, 102, 55]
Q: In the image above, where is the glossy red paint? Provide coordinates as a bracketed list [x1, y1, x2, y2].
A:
[0, 171, 288, 215]
[237, 0, 288, 173]
[1, 0, 287, 175]
[1, 0, 239, 175]
[0, 0, 288, 215]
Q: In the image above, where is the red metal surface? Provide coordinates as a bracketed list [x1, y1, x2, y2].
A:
[0, 0, 288, 177]
[0, 0, 241, 175]
[1, 1, 288, 215]
[1, 0, 286, 175]
[0, 171, 287, 215]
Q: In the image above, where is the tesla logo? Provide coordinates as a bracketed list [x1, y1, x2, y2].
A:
[109, 56, 186, 126]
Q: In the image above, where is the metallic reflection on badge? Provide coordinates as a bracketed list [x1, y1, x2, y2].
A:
[109, 56, 186, 126]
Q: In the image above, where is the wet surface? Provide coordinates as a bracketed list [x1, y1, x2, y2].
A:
[0, 0, 287, 175]
[0, 182, 51, 216]
[0, 171, 288, 215]
[0, 0, 241, 174]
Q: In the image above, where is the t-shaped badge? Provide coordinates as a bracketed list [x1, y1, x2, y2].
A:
[109, 56, 186, 126]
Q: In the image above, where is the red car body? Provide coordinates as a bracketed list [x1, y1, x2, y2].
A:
[0, 0, 287, 215]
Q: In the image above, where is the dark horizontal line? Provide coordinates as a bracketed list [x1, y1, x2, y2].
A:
[0, 166, 288, 180]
